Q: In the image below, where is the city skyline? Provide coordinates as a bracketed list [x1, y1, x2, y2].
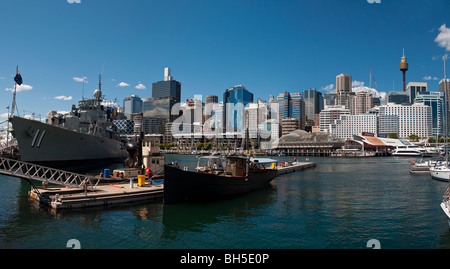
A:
[1, 0, 450, 123]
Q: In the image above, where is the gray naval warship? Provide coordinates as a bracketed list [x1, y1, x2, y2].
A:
[10, 76, 128, 170]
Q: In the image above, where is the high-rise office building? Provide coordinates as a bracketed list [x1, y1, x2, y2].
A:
[386, 91, 410, 105]
[352, 91, 373, 115]
[324, 93, 337, 106]
[336, 74, 354, 110]
[439, 78, 450, 94]
[223, 85, 253, 133]
[407, 82, 427, 103]
[414, 92, 446, 137]
[303, 88, 323, 124]
[123, 95, 142, 120]
[151, 67, 181, 103]
[319, 105, 351, 133]
[336, 74, 352, 93]
[276, 91, 305, 129]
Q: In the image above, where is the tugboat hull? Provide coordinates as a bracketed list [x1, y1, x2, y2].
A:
[163, 164, 278, 204]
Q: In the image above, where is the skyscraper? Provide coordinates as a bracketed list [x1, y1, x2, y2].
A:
[123, 95, 142, 120]
[415, 92, 446, 137]
[352, 91, 373, 115]
[151, 67, 181, 103]
[336, 74, 352, 93]
[276, 91, 305, 129]
[303, 88, 323, 124]
[407, 82, 427, 103]
[336, 74, 354, 110]
[223, 85, 253, 133]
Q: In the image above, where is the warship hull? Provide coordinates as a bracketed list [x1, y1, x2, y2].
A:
[10, 116, 127, 170]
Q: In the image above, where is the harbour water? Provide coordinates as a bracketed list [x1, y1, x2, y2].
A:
[1, 155, 450, 249]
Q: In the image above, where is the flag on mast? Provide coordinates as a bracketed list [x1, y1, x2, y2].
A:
[14, 66, 22, 85]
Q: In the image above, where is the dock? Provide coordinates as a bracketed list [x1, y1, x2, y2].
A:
[29, 181, 164, 210]
[277, 162, 317, 175]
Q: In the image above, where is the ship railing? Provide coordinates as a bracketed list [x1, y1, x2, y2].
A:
[0, 157, 100, 190]
[442, 184, 450, 211]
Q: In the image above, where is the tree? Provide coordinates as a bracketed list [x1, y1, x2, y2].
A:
[408, 134, 420, 142]
[387, 133, 399, 139]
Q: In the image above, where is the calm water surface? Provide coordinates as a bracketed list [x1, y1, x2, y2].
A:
[1, 155, 450, 249]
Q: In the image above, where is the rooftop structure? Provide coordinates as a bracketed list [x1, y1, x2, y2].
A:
[272, 129, 345, 151]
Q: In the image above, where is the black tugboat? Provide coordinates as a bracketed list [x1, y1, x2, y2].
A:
[163, 155, 278, 204]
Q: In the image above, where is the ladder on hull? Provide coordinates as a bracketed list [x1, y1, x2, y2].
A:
[0, 157, 100, 190]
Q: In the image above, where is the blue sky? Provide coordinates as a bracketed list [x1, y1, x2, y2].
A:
[1, 0, 450, 123]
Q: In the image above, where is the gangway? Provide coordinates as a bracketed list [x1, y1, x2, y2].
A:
[0, 157, 100, 190]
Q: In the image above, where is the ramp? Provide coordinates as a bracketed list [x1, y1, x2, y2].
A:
[0, 157, 100, 190]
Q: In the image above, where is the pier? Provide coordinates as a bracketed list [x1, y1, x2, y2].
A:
[29, 181, 164, 210]
[277, 162, 317, 175]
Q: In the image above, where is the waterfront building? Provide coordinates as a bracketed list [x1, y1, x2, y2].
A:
[123, 95, 142, 120]
[414, 92, 446, 137]
[386, 91, 410, 105]
[281, 118, 299, 136]
[379, 103, 432, 138]
[352, 91, 373, 115]
[378, 115, 399, 137]
[223, 85, 253, 133]
[329, 114, 378, 139]
[272, 129, 345, 153]
[151, 67, 181, 103]
[407, 82, 427, 103]
[319, 105, 351, 133]
[303, 88, 323, 124]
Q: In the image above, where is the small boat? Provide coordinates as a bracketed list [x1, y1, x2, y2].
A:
[163, 155, 278, 204]
[409, 157, 445, 174]
[441, 186, 450, 227]
[430, 160, 450, 182]
[422, 147, 440, 157]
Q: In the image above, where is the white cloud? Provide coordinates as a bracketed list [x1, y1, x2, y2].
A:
[435, 24, 450, 51]
[54, 95, 73, 101]
[352, 80, 365, 87]
[352, 81, 387, 104]
[320, 84, 334, 93]
[5, 84, 33, 93]
[73, 76, 88, 83]
[0, 113, 8, 118]
[423, 76, 439, 81]
[135, 83, 146, 90]
[117, 82, 130, 87]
